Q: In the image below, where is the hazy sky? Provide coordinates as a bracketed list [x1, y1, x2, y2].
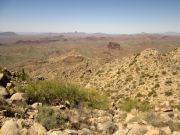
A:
[0, 0, 180, 34]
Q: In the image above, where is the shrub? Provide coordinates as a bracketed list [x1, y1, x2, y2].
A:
[36, 106, 68, 130]
[148, 89, 157, 97]
[17, 80, 110, 109]
[118, 99, 151, 112]
[16, 69, 30, 81]
[165, 80, 172, 85]
[165, 91, 173, 96]
[174, 104, 180, 110]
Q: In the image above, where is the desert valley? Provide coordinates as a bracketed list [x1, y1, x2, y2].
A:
[0, 32, 180, 135]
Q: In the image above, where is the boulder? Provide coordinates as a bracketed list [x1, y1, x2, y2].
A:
[28, 123, 47, 135]
[78, 128, 93, 135]
[160, 126, 171, 135]
[113, 124, 127, 135]
[48, 130, 65, 135]
[97, 121, 117, 134]
[161, 101, 173, 112]
[64, 129, 78, 135]
[127, 124, 147, 135]
[10, 93, 28, 104]
[31, 103, 43, 109]
[125, 113, 138, 123]
[0, 86, 9, 97]
[145, 126, 160, 135]
[173, 131, 180, 135]
[0, 119, 20, 135]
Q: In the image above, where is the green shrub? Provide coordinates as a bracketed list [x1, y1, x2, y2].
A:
[18, 80, 109, 109]
[36, 106, 68, 130]
[173, 104, 180, 110]
[118, 99, 151, 112]
[16, 69, 30, 81]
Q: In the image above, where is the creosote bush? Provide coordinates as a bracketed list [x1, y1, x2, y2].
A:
[118, 99, 151, 112]
[18, 80, 109, 109]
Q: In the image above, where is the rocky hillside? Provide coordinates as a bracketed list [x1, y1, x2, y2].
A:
[0, 48, 180, 135]
[86, 48, 180, 105]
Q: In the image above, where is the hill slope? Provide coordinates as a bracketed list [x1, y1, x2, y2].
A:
[86, 47, 180, 105]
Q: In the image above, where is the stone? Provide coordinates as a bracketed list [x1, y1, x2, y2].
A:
[28, 122, 47, 135]
[160, 126, 171, 135]
[156, 101, 173, 112]
[47, 130, 65, 135]
[64, 129, 78, 135]
[125, 113, 138, 123]
[78, 128, 93, 135]
[127, 124, 147, 135]
[0, 86, 9, 97]
[113, 124, 127, 135]
[97, 121, 117, 134]
[172, 131, 180, 135]
[20, 128, 28, 135]
[10, 93, 28, 104]
[145, 126, 160, 135]
[0, 119, 20, 135]
[31, 103, 43, 109]
[0, 73, 4, 80]
[59, 105, 66, 110]
[65, 101, 70, 108]
[6, 82, 13, 88]
[48, 130, 65, 135]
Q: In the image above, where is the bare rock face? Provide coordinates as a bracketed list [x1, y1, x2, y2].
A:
[107, 42, 120, 50]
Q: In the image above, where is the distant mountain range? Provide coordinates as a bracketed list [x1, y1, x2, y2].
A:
[0, 31, 180, 36]
[162, 32, 180, 36]
[0, 32, 18, 36]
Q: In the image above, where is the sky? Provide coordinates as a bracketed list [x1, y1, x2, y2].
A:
[0, 0, 180, 34]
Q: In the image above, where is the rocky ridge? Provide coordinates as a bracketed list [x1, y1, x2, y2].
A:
[86, 48, 180, 105]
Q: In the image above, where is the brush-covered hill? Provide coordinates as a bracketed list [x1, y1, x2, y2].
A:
[86, 47, 180, 105]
